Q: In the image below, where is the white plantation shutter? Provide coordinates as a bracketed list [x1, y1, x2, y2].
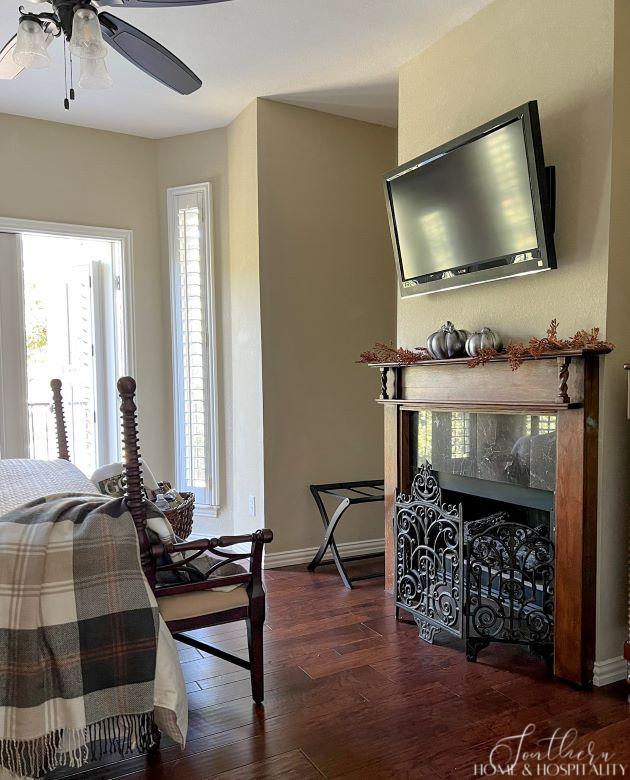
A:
[168, 184, 218, 512]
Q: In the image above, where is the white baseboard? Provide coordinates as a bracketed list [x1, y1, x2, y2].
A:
[263, 537, 385, 569]
[593, 656, 627, 686]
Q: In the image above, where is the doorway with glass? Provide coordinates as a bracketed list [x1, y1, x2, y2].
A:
[0, 222, 133, 476]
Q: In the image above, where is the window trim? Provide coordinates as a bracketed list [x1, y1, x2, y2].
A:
[167, 183, 220, 516]
[0, 233, 28, 457]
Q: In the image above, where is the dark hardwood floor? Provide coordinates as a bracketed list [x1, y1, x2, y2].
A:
[64, 562, 629, 779]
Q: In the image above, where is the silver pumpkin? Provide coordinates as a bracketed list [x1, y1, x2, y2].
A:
[426, 321, 469, 359]
[465, 327, 503, 357]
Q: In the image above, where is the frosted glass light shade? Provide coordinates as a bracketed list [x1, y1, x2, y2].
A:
[70, 7, 108, 60]
[79, 55, 112, 89]
[13, 18, 51, 70]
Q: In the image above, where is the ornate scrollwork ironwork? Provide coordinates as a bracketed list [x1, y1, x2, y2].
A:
[396, 462, 555, 664]
[415, 617, 441, 643]
[465, 521, 554, 656]
[395, 461, 463, 643]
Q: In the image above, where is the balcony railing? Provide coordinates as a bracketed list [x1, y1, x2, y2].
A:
[27, 400, 92, 466]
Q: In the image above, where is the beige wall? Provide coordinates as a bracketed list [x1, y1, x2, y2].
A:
[0, 103, 396, 553]
[226, 102, 266, 535]
[155, 127, 233, 533]
[257, 100, 397, 552]
[398, 0, 613, 344]
[153, 100, 397, 548]
[397, 0, 626, 664]
[0, 113, 170, 478]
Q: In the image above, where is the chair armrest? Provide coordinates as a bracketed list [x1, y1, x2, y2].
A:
[155, 528, 273, 578]
[153, 529, 273, 602]
[168, 528, 273, 554]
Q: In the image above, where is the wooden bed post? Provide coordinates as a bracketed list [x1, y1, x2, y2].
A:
[117, 376, 154, 587]
[50, 379, 70, 461]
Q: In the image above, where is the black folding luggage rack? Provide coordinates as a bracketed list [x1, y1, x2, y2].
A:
[308, 480, 385, 589]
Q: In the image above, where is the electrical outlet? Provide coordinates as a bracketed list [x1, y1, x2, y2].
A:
[248, 495, 256, 517]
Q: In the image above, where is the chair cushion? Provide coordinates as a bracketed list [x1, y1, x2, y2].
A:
[157, 585, 249, 622]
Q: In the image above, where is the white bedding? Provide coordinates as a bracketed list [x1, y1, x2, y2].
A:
[0, 459, 100, 515]
[0, 458, 188, 748]
[155, 614, 188, 745]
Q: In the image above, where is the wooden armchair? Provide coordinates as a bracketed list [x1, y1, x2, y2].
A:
[50, 377, 273, 704]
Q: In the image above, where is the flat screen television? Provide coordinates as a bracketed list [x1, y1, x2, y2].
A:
[384, 101, 556, 297]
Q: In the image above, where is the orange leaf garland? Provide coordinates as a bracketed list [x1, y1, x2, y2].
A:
[358, 322, 613, 371]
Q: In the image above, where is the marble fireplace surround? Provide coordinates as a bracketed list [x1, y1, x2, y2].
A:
[373, 347, 610, 686]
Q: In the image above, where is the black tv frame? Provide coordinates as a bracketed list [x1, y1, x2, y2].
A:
[383, 101, 556, 297]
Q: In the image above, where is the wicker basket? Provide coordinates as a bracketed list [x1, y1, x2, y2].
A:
[163, 492, 195, 539]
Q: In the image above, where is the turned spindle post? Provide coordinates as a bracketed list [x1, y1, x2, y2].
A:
[50, 379, 70, 461]
[558, 356, 571, 404]
[117, 376, 154, 586]
[379, 367, 389, 400]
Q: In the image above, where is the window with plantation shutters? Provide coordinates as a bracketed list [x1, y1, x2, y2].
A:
[168, 184, 219, 514]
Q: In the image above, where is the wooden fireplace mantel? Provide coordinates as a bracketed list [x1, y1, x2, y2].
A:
[374, 347, 609, 687]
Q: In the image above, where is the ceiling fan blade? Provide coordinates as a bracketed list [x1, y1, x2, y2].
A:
[0, 33, 54, 80]
[96, 0, 230, 7]
[99, 12, 201, 94]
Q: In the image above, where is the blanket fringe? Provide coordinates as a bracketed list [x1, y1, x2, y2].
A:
[0, 711, 155, 778]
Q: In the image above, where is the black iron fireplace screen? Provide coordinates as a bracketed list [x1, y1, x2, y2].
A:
[395, 462, 554, 665]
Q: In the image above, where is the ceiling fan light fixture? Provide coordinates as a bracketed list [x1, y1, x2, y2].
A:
[78, 54, 113, 89]
[70, 7, 108, 60]
[13, 17, 51, 70]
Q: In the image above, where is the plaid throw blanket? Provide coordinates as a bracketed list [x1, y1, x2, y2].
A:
[0, 494, 159, 778]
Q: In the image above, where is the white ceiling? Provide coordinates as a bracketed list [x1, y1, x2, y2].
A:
[0, 0, 491, 139]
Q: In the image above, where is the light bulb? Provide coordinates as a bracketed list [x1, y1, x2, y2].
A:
[13, 17, 51, 70]
[70, 7, 108, 60]
[79, 55, 112, 89]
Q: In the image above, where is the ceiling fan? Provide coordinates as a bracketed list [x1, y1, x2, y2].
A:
[0, 0, 230, 105]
